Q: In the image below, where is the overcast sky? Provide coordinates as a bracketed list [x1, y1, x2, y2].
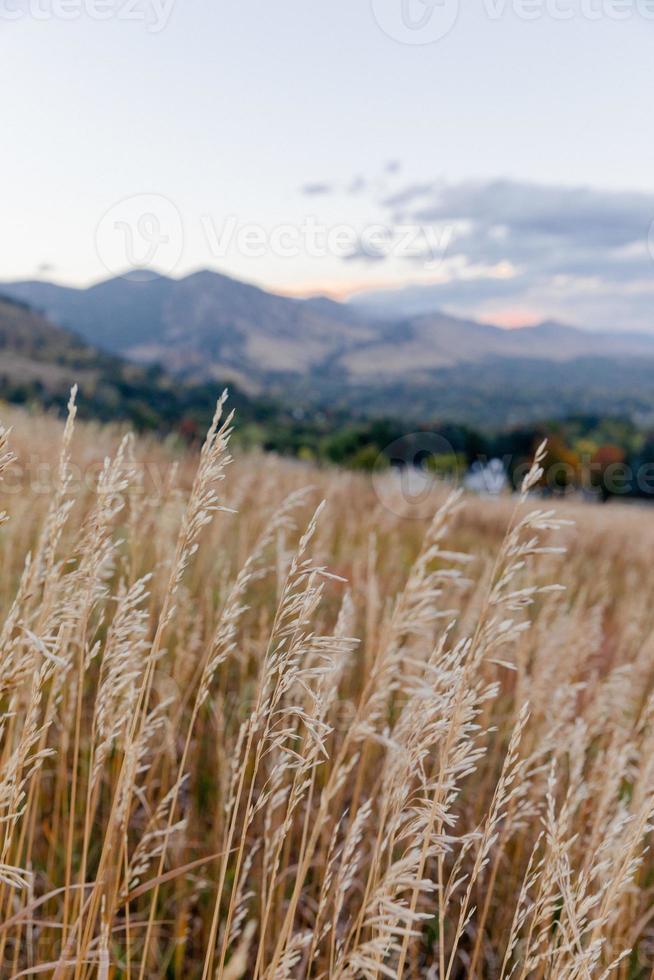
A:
[2, 0, 654, 328]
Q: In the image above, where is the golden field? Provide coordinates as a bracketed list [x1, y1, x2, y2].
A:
[0, 395, 653, 978]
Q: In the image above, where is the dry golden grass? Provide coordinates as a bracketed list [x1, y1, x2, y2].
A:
[0, 394, 653, 978]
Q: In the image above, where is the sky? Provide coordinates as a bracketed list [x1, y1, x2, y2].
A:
[1, 0, 654, 328]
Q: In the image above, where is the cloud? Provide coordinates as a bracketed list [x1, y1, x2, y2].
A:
[299, 163, 406, 201]
[300, 182, 333, 196]
[342, 177, 654, 330]
[410, 180, 651, 251]
[347, 175, 367, 195]
[381, 182, 436, 209]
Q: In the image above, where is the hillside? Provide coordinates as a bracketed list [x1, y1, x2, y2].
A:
[5, 270, 654, 426]
[6, 271, 654, 381]
[0, 294, 267, 433]
[2, 271, 376, 392]
[0, 295, 390, 456]
[339, 314, 654, 376]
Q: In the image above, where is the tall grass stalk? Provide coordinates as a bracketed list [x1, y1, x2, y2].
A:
[0, 398, 652, 977]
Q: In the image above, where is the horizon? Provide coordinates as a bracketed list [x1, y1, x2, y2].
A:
[3, 263, 650, 335]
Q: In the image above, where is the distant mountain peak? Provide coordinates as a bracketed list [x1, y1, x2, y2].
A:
[114, 269, 173, 284]
[180, 267, 231, 283]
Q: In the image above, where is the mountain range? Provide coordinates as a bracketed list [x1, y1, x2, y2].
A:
[0, 292, 271, 433]
[3, 269, 654, 428]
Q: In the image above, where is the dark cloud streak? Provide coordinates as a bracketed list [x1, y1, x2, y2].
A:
[300, 182, 333, 196]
